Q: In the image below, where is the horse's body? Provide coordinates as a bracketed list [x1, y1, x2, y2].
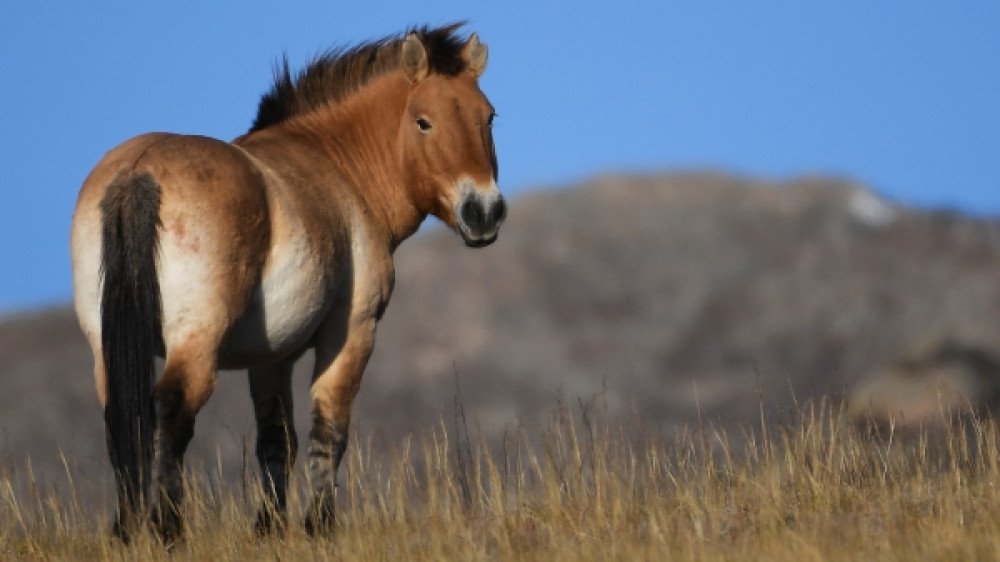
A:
[70, 25, 505, 541]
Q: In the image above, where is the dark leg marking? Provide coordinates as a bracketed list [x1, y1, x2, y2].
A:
[249, 365, 298, 535]
[151, 387, 196, 545]
[304, 416, 348, 536]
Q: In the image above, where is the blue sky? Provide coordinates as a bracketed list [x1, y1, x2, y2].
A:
[1, 2, 997, 311]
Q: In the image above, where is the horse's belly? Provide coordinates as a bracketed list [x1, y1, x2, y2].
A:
[217, 259, 330, 369]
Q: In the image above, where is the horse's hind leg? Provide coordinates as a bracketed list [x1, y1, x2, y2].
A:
[151, 345, 218, 544]
[248, 361, 298, 534]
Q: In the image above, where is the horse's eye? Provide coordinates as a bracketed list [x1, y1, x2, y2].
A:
[416, 117, 432, 133]
[487, 112, 496, 127]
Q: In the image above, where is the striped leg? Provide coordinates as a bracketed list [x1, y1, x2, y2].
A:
[304, 319, 375, 536]
[151, 349, 218, 544]
[248, 361, 298, 534]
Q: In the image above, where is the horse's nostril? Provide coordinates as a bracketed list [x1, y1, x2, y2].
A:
[491, 197, 507, 224]
[461, 198, 484, 228]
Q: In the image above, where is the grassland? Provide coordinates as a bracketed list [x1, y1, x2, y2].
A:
[3, 400, 1000, 561]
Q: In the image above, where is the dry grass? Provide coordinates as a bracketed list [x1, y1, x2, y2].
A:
[3, 400, 1000, 561]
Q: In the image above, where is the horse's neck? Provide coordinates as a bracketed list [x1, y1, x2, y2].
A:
[304, 75, 425, 250]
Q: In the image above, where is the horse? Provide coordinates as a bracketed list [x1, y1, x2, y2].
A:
[70, 23, 505, 542]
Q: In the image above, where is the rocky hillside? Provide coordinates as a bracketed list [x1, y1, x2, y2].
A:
[4, 172, 1000, 484]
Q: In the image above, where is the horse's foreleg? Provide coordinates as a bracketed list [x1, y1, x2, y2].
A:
[151, 349, 217, 544]
[304, 321, 375, 536]
[248, 362, 297, 535]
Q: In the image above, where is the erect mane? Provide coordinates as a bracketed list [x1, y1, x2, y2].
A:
[248, 23, 470, 134]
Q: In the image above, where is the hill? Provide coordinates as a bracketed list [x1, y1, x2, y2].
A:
[4, 172, 1000, 483]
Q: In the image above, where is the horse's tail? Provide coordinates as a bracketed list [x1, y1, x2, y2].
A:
[99, 170, 162, 528]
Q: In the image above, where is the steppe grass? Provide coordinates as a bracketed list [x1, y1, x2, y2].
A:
[3, 399, 1000, 561]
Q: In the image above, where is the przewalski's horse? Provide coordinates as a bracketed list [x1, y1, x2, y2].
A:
[70, 24, 505, 542]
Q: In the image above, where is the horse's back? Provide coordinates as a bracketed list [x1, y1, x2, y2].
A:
[72, 132, 272, 359]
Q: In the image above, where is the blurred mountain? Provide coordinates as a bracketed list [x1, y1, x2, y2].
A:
[4, 172, 1000, 483]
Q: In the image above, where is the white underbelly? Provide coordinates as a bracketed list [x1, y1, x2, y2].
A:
[218, 247, 330, 369]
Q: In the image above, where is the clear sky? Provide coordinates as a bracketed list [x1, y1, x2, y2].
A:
[1, 2, 997, 311]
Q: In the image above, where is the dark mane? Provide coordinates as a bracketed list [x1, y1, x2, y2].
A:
[248, 23, 470, 134]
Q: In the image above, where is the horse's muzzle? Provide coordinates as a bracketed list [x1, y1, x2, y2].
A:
[458, 193, 506, 248]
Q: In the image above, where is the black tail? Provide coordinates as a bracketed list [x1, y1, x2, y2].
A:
[99, 170, 162, 533]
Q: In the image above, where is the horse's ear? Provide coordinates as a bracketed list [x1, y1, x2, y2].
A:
[401, 33, 429, 84]
[462, 33, 488, 78]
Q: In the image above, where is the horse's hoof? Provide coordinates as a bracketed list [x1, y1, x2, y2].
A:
[304, 506, 335, 537]
[152, 508, 184, 547]
[254, 508, 287, 536]
[111, 517, 131, 544]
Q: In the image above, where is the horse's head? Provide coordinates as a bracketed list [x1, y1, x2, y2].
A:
[398, 32, 506, 248]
